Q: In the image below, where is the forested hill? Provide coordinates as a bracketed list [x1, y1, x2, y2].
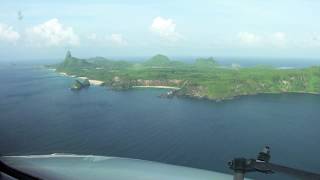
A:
[52, 51, 320, 100]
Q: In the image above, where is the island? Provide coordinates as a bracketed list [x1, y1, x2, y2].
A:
[71, 79, 90, 90]
[48, 51, 320, 100]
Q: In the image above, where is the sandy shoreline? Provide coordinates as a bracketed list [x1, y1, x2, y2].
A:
[58, 72, 104, 86]
[132, 86, 180, 90]
[57, 71, 176, 89]
[59, 72, 68, 76]
[78, 77, 105, 86]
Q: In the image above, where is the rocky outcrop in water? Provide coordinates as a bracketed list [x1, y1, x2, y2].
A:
[71, 79, 90, 90]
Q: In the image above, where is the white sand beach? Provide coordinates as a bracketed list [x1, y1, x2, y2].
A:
[78, 77, 104, 86]
[59, 72, 68, 76]
[88, 79, 105, 86]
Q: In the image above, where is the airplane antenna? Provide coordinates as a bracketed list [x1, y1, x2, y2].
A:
[228, 146, 320, 180]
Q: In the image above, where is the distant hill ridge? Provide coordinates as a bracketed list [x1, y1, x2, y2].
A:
[51, 51, 320, 101]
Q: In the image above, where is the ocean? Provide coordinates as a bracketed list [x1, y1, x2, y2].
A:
[0, 63, 320, 179]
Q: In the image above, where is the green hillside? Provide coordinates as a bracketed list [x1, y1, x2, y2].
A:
[52, 51, 320, 100]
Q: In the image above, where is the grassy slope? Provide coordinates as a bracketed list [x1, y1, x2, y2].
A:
[53, 52, 320, 100]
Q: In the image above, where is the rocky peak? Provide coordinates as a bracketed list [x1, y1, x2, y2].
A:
[65, 50, 72, 59]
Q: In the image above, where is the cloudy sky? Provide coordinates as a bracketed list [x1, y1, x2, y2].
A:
[1, 0, 320, 60]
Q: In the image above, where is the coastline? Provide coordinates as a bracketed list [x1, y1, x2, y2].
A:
[78, 77, 105, 86]
[203, 91, 320, 102]
[57, 71, 104, 86]
[54, 70, 319, 100]
[132, 86, 180, 90]
[59, 72, 68, 76]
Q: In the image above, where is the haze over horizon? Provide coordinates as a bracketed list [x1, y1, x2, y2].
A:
[1, 0, 320, 61]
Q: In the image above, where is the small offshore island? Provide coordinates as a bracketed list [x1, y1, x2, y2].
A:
[49, 51, 320, 100]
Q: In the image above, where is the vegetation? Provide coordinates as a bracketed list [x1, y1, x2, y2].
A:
[52, 51, 320, 100]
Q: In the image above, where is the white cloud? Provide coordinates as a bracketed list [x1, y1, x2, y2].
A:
[297, 33, 320, 48]
[87, 33, 97, 40]
[150, 16, 181, 41]
[270, 32, 286, 47]
[237, 32, 287, 47]
[237, 32, 261, 45]
[272, 32, 286, 42]
[26, 18, 79, 46]
[0, 23, 20, 43]
[109, 33, 127, 46]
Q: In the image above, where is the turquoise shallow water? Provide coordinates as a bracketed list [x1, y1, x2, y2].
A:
[0, 64, 320, 179]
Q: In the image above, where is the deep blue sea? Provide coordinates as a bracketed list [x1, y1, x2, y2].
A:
[0, 62, 320, 180]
